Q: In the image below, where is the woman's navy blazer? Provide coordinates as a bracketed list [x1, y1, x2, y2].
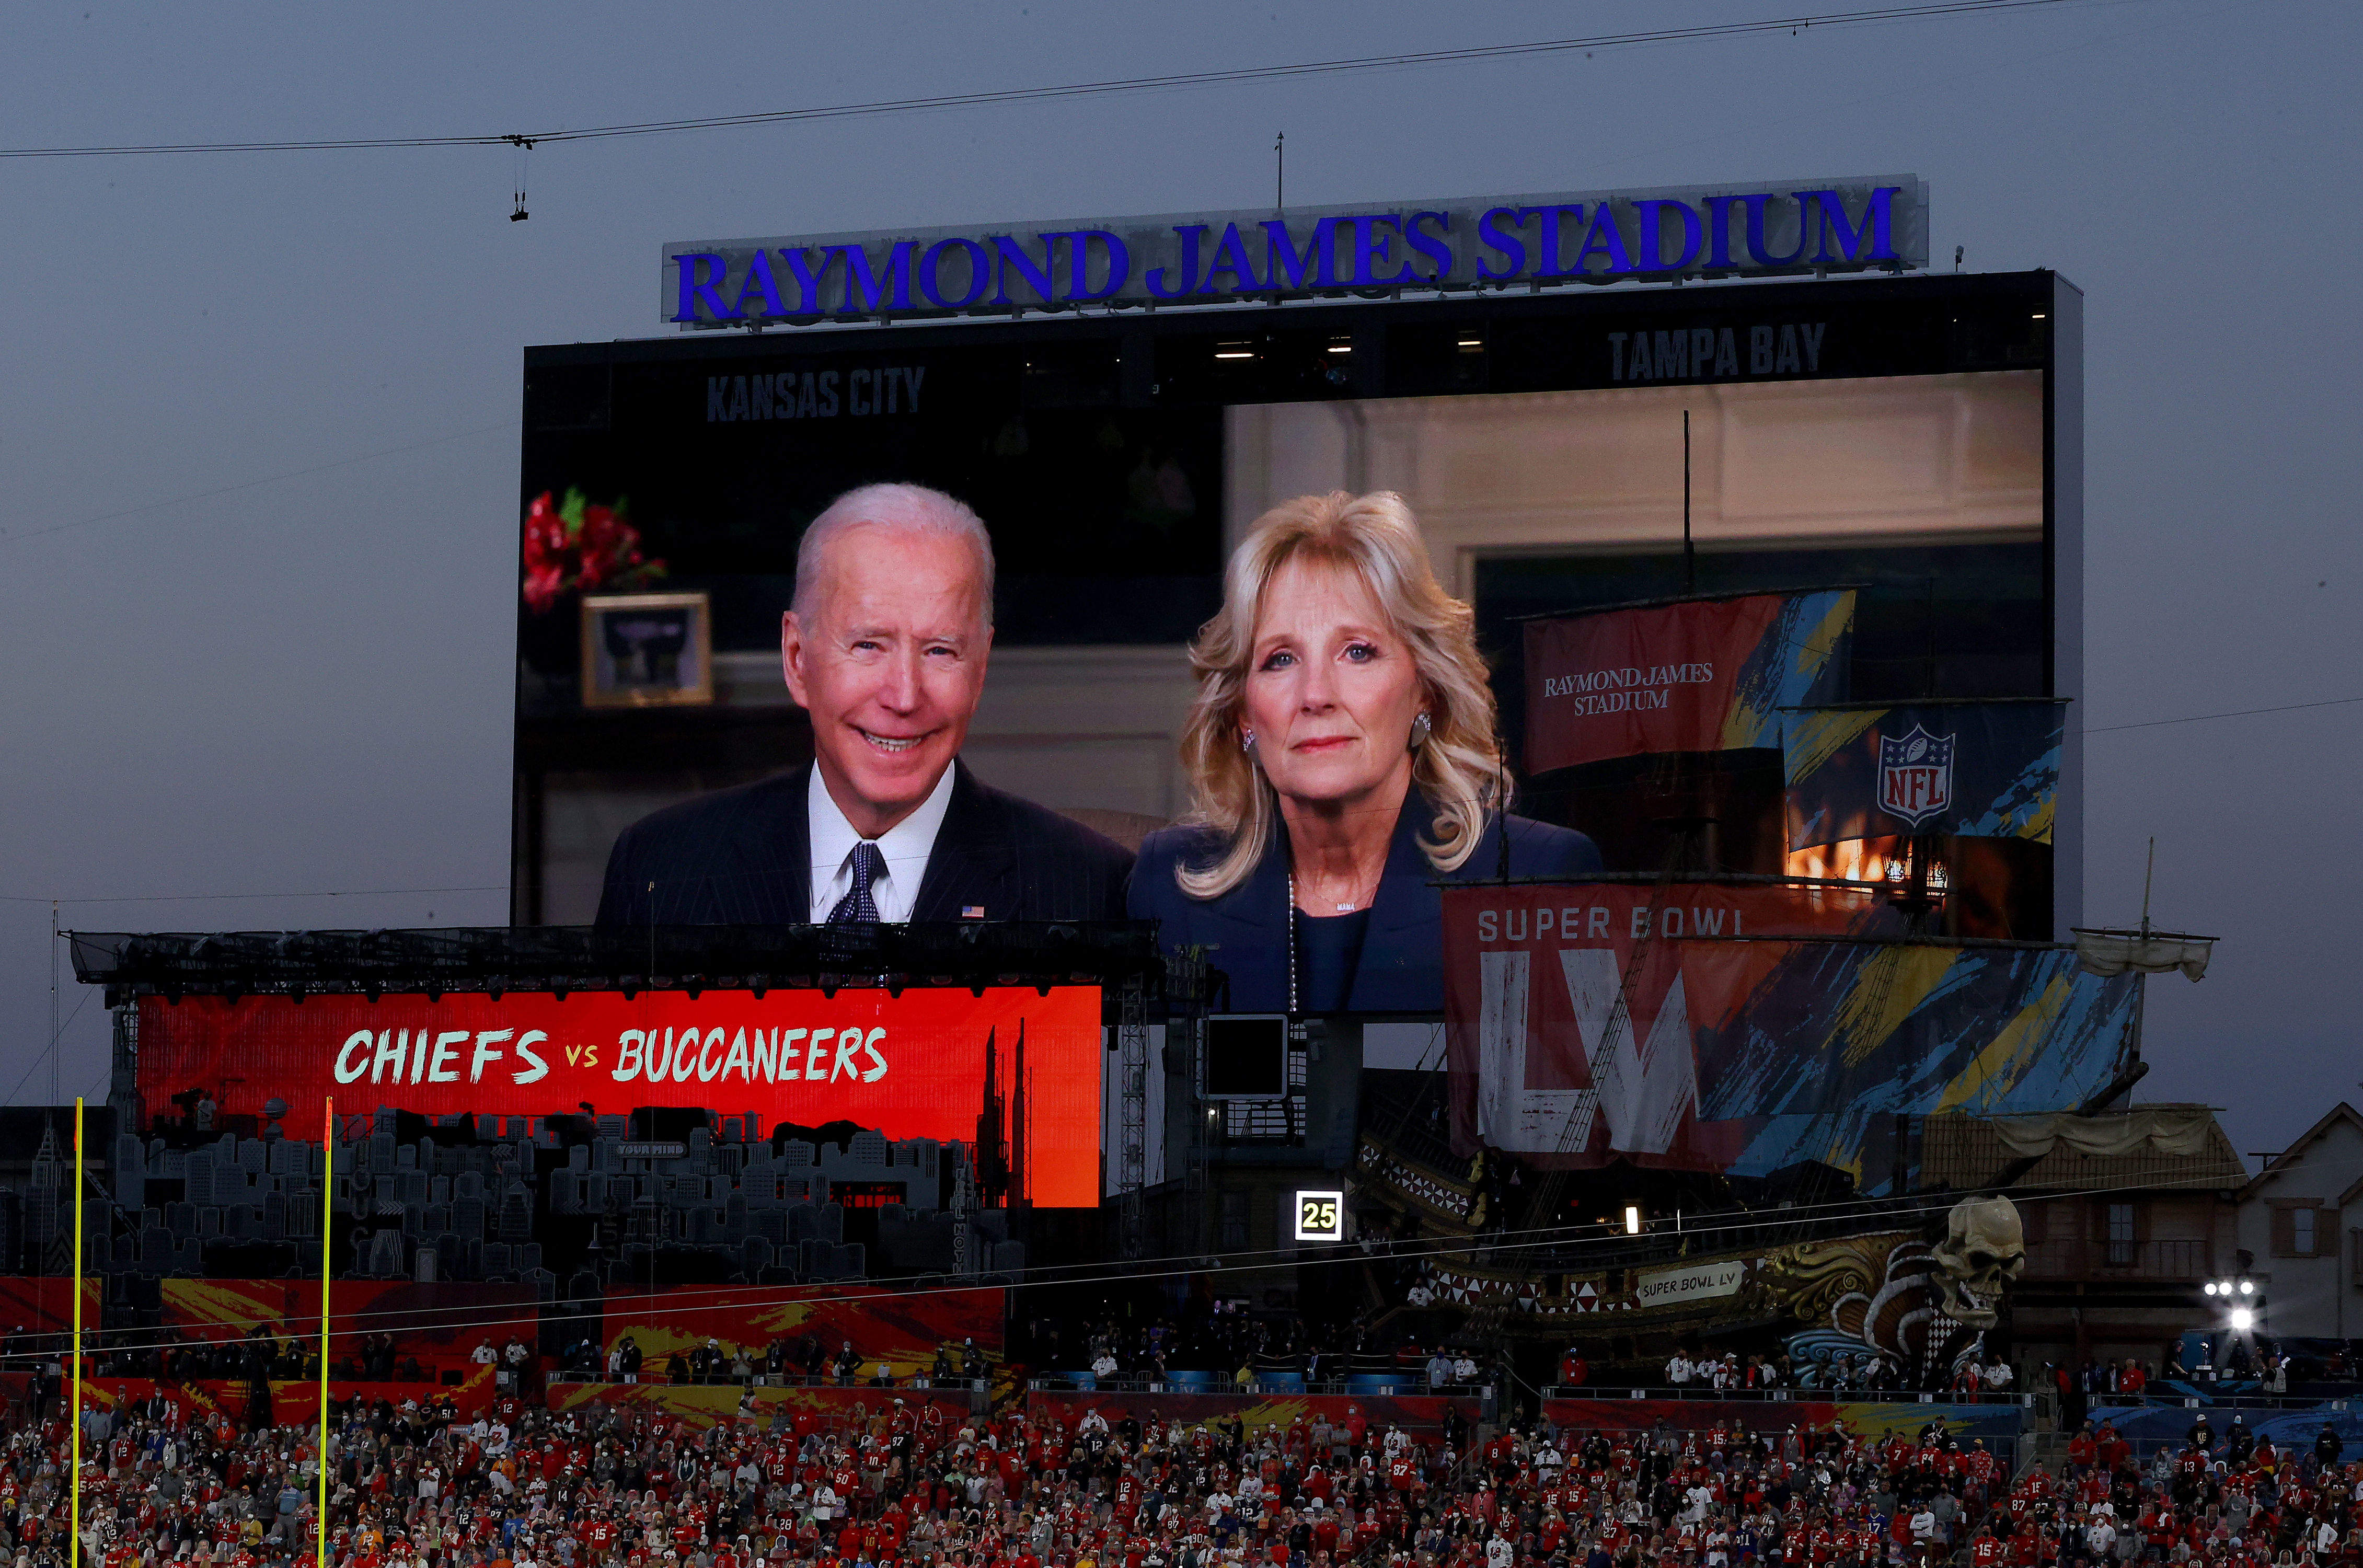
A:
[1126, 795, 1601, 1014]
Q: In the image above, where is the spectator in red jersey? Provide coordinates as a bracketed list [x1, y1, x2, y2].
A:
[36, 1317, 2363, 1568]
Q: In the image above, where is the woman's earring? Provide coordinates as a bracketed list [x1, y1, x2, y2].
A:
[1241, 729, 1257, 753]
[1409, 712, 1433, 751]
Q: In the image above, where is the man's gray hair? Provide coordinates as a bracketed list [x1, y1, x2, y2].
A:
[790, 482, 996, 626]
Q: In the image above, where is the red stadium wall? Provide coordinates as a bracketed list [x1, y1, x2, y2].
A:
[1027, 1390, 1486, 1436]
[160, 1279, 536, 1379]
[5, 1277, 1000, 1391]
[598, 1283, 1002, 1371]
[0, 1278, 99, 1343]
[547, 1382, 974, 1431]
[57, 1369, 502, 1422]
[0, 1279, 509, 1383]
[1540, 1398, 2025, 1445]
[14, 1369, 962, 1433]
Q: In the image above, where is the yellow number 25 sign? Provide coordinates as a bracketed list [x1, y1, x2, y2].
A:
[1294, 1189, 1344, 1242]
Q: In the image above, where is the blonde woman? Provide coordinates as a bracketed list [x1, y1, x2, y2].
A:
[1129, 491, 1598, 1013]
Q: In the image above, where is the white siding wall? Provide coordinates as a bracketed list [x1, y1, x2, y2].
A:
[2237, 1116, 2363, 1339]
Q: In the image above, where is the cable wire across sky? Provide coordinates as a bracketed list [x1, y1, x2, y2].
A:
[0, 1, 2081, 160]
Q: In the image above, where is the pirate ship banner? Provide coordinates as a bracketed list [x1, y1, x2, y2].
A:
[1523, 589, 1855, 772]
[1769, 1195, 2026, 1385]
[1782, 700, 2064, 852]
[1443, 882, 2137, 1182]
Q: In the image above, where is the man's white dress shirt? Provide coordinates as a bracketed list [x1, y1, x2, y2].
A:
[806, 764, 956, 923]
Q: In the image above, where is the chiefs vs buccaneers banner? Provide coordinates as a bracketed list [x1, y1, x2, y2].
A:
[1523, 589, 1854, 772]
[136, 986, 1101, 1205]
[1443, 883, 2135, 1182]
[1783, 700, 2064, 851]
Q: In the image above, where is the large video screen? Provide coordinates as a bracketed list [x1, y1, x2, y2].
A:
[516, 275, 2071, 997]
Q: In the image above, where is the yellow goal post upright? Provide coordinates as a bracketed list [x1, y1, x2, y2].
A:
[70, 1097, 83, 1568]
[318, 1097, 334, 1568]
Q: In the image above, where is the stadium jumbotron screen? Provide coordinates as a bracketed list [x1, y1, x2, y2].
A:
[517, 264, 2081, 960]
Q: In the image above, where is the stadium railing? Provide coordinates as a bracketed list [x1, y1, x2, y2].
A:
[545, 1370, 993, 1392]
[1020, 1373, 1478, 1399]
[1542, 1385, 2034, 1404]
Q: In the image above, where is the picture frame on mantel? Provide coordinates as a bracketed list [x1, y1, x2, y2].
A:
[580, 591, 713, 709]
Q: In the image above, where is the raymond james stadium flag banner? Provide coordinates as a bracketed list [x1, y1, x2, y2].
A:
[1782, 700, 2065, 851]
[660, 177, 1925, 326]
[135, 986, 1101, 1205]
[1524, 590, 1855, 771]
[1442, 883, 2136, 1183]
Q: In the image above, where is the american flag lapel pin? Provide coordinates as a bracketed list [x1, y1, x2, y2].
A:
[962, 905, 986, 919]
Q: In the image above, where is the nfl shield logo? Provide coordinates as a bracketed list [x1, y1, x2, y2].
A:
[1878, 723, 1955, 827]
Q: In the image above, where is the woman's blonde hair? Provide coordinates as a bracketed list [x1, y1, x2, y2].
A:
[1174, 490, 1504, 901]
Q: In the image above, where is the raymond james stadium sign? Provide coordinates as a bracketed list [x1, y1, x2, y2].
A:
[661, 175, 1925, 328]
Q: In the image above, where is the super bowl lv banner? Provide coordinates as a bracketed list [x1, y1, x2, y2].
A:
[1443, 882, 2135, 1182]
[1444, 882, 1892, 1172]
[1783, 700, 2064, 851]
[1523, 590, 1855, 772]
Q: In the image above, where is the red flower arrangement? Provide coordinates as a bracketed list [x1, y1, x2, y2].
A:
[521, 489, 666, 614]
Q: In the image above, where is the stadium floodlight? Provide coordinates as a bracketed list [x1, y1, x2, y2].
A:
[2230, 1308, 2254, 1331]
[2239, 1279, 2254, 1295]
[1623, 1206, 1642, 1236]
[2204, 1282, 2219, 1296]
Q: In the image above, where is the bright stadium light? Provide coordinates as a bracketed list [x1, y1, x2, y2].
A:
[2204, 1282, 2219, 1296]
[1623, 1206, 1642, 1235]
[2231, 1308, 2254, 1331]
[2239, 1279, 2254, 1295]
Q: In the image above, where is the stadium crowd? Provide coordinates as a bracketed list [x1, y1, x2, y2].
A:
[1016, 1305, 1380, 1392]
[7, 1345, 2363, 1568]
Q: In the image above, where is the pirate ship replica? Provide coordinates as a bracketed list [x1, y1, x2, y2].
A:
[1346, 578, 2218, 1389]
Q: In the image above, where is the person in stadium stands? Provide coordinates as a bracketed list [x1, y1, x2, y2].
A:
[1128, 490, 1600, 1013]
[72, 1309, 2363, 1568]
[595, 482, 1132, 927]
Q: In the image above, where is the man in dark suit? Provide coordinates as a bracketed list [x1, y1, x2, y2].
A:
[596, 483, 1131, 926]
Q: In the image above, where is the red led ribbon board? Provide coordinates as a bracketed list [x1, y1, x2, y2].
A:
[136, 986, 1101, 1206]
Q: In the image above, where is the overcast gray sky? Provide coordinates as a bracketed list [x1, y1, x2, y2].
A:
[3, 1, 2353, 1164]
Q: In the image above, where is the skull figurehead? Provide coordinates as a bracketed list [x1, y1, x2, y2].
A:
[1929, 1194, 2026, 1329]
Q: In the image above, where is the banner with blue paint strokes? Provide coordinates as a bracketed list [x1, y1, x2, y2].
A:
[1783, 700, 2064, 852]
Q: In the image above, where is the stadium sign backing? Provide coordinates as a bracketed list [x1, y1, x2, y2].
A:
[661, 175, 1926, 327]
